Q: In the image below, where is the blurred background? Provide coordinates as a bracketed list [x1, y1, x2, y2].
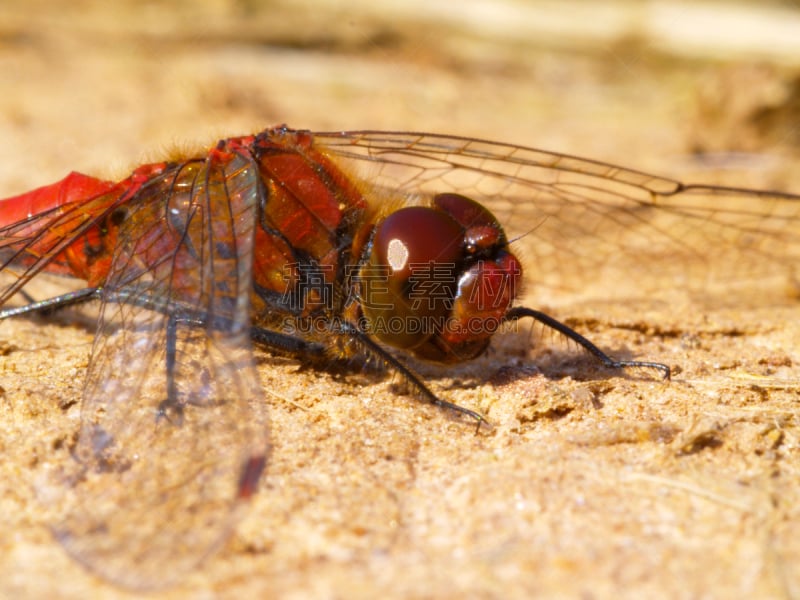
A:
[1, 1, 799, 598]
[1, 0, 799, 193]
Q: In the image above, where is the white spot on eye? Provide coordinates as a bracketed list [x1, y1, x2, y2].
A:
[386, 238, 409, 272]
[170, 207, 180, 215]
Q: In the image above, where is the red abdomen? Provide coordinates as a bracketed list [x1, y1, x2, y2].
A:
[0, 165, 166, 287]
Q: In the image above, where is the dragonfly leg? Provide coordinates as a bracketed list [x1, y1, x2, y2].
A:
[0, 287, 101, 320]
[250, 326, 327, 360]
[155, 311, 218, 426]
[156, 313, 185, 426]
[504, 306, 671, 380]
[337, 321, 488, 429]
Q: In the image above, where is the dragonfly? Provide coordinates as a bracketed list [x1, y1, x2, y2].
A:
[1, 125, 798, 589]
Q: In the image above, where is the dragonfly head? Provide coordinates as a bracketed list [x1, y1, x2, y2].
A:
[359, 193, 522, 363]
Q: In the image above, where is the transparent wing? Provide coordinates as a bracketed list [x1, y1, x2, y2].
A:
[38, 150, 268, 589]
[316, 131, 800, 306]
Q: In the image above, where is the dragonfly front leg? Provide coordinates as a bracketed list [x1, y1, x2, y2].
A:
[504, 306, 671, 380]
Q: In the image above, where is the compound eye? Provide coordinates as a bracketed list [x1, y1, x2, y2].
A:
[361, 206, 464, 350]
[433, 193, 501, 231]
[372, 206, 463, 279]
[434, 193, 506, 255]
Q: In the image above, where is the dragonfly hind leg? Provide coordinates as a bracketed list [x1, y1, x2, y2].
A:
[0, 287, 101, 320]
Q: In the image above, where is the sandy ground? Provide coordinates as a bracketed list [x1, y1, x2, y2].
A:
[1, 1, 799, 598]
